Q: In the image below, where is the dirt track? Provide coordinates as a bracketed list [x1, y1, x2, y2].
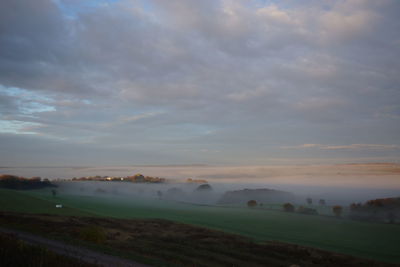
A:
[0, 226, 149, 267]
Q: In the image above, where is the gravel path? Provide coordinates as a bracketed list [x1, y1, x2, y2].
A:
[0, 226, 150, 267]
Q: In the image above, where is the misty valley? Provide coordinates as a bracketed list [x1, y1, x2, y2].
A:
[47, 175, 400, 225]
[1, 165, 400, 266]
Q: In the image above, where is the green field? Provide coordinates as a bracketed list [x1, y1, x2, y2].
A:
[1, 188, 400, 263]
[0, 188, 95, 217]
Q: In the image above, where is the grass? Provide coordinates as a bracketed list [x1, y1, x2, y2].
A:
[2, 188, 400, 263]
[0, 188, 95, 217]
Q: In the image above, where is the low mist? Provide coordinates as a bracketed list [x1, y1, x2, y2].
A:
[3, 163, 400, 206]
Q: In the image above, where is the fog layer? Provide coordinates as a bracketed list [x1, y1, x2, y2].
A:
[17, 163, 397, 206]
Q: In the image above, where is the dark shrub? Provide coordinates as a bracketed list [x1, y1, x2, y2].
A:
[332, 205, 343, 217]
[283, 203, 295, 212]
[247, 200, 257, 208]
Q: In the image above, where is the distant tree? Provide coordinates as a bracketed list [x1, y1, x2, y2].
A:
[365, 198, 400, 208]
[283, 203, 295, 212]
[332, 205, 343, 217]
[195, 184, 213, 191]
[247, 200, 257, 208]
[306, 198, 312, 205]
[318, 199, 326, 206]
[0, 175, 56, 190]
[133, 174, 145, 182]
[51, 189, 57, 198]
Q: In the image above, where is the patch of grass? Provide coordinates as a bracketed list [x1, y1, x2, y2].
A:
[0, 188, 95, 216]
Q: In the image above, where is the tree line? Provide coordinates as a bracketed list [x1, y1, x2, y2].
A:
[0, 175, 56, 190]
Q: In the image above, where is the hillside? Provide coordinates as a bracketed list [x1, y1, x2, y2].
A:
[0, 189, 94, 216]
[0, 212, 397, 267]
[218, 188, 295, 205]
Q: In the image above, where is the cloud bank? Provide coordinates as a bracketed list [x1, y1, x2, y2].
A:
[0, 0, 399, 165]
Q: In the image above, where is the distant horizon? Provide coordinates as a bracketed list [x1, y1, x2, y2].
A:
[1, 160, 400, 169]
[2, 163, 400, 190]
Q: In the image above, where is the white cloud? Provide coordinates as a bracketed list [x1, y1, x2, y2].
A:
[283, 144, 400, 151]
[0, 120, 41, 134]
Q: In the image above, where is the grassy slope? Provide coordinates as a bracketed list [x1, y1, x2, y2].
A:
[0, 188, 95, 217]
[4, 188, 400, 263]
[1, 213, 394, 267]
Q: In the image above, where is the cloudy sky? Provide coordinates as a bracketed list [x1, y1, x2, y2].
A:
[0, 0, 399, 166]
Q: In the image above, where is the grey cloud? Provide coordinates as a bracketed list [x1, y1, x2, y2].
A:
[0, 0, 399, 165]
[0, 94, 19, 115]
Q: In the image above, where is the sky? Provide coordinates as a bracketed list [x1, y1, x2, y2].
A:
[0, 0, 399, 166]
